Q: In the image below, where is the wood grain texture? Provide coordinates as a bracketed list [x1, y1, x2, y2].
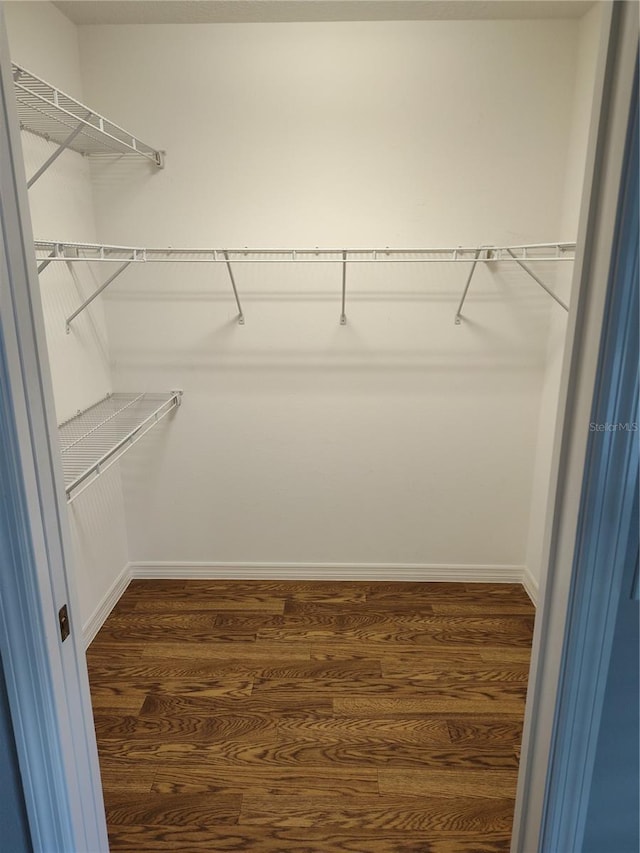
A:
[276, 714, 452, 745]
[378, 768, 520, 798]
[106, 792, 242, 826]
[88, 579, 534, 851]
[446, 719, 524, 746]
[309, 641, 513, 661]
[139, 639, 312, 661]
[96, 736, 519, 770]
[381, 663, 531, 683]
[150, 764, 379, 796]
[332, 691, 526, 716]
[107, 825, 513, 852]
[239, 794, 515, 832]
[137, 692, 334, 717]
[93, 711, 277, 741]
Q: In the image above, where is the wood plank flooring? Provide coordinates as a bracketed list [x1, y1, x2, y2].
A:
[87, 580, 535, 852]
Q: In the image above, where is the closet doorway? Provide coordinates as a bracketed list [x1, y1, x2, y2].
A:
[2, 1, 633, 851]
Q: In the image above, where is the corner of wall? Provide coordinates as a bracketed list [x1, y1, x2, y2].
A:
[522, 565, 539, 606]
[82, 562, 131, 648]
[6, 0, 132, 635]
[524, 5, 602, 593]
[3, 1, 82, 96]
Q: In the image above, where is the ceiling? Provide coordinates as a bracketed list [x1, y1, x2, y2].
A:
[52, 0, 596, 25]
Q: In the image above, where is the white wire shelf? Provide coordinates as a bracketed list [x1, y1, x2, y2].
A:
[33, 240, 576, 265]
[13, 63, 164, 183]
[35, 239, 576, 327]
[58, 391, 182, 503]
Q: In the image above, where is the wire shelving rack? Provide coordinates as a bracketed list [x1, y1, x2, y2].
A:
[33, 240, 576, 265]
[13, 63, 164, 187]
[58, 391, 182, 503]
[34, 239, 576, 327]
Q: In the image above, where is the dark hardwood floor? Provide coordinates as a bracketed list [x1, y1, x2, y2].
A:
[87, 579, 535, 852]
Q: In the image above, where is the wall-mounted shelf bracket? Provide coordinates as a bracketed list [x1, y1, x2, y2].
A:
[59, 391, 182, 503]
[455, 244, 571, 323]
[27, 116, 90, 188]
[454, 247, 486, 325]
[505, 248, 569, 312]
[222, 251, 245, 324]
[37, 247, 58, 275]
[13, 62, 164, 186]
[65, 260, 132, 332]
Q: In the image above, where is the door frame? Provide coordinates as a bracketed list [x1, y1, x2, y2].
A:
[512, 3, 639, 850]
[0, 8, 108, 852]
[0, 2, 636, 852]
[540, 53, 638, 851]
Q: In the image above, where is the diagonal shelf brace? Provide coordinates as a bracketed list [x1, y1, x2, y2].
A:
[340, 251, 347, 325]
[37, 249, 56, 274]
[223, 251, 245, 325]
[65, 261, 131, 332]
[454, 247, 485, 324]
[506, 248, 569, 311]
[27, 117, 90, 188]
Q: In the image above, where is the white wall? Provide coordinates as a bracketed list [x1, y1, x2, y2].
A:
[525, 4, 601, 596]
[5, 1, 130, 632]
[76, 19, 580, 571]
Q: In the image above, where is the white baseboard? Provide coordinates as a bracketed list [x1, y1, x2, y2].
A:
[82, 564, 131, 648]
[522, 565, 539, 606]
[83, 562, 531, 645]
[128, 561, 526, 584]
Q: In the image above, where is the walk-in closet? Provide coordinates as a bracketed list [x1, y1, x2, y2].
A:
[3, 0, 608, 849]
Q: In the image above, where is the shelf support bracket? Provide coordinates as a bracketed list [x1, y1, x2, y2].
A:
[65, 261, 131, 333]
[37, 249, 56, 275]
[223, 251, 245, 325]
[27, 118, 90, 188]
[506, 248, 569, 312]
[340, 251, 347, 325]
[454, 247, 485, 324]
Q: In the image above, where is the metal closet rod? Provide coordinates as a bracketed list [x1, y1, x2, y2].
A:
[34, 240, 576, 329]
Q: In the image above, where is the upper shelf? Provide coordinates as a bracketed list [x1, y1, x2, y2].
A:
[34, 239, 576, 327]
[33, 240, 576, 265]
[58, 391, 182, 503]
[13, 63, 164, 173]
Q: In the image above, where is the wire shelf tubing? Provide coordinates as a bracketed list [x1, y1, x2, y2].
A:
[58, 392, 181, 503]
[13, 64, 162, 164]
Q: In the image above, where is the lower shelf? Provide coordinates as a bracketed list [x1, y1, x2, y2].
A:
[58, 391, 182, 503]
